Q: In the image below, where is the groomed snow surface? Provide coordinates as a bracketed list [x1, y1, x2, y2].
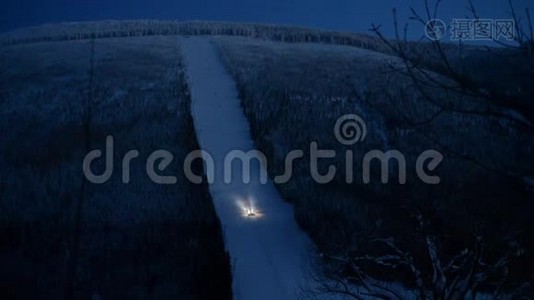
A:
[181, 37, 322, 300]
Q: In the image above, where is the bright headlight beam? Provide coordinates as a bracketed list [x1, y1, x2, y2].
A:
[236, 197, 261, 218]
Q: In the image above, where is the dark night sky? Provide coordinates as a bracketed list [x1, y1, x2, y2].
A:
[1, 0, 531, 38]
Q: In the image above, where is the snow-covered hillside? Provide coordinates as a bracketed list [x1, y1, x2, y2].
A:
[0, 36, 231, 299]
[1, 20, 533, 299]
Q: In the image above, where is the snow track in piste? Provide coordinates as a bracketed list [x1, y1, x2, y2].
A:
[180, 36, 322, 300]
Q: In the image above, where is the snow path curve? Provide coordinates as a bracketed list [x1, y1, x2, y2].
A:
[181, 37, 319, 300]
